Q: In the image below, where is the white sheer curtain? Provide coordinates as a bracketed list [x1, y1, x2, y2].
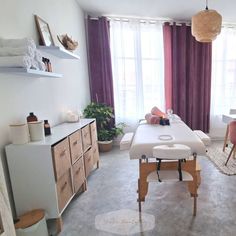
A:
[110, 19, 165, 130]
[210, 27, 236, 138]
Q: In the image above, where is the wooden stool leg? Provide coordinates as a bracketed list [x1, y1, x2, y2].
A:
[223, 125, 229, 152]
[56, 217, 63, 235]
[225, 144, 235, 166]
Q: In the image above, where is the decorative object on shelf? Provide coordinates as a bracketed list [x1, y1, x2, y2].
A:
[57, 34, 78, 51]
[66, 110, 79, 123]
[191, 0, 222, 42]
[28, 121, 45, 142]
[42, 57, 52, 72]
[44, 120, 51, 136]
[35, 15, 55, 46]
[27, 112, 38, 122]
[9, 123, 29, 145]
[83, 102, 125, 152]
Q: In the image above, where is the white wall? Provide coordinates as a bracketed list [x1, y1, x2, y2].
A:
[0, 0, 90, 214]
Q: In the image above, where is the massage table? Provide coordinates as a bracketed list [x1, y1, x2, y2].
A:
[128, 119, 206, 216]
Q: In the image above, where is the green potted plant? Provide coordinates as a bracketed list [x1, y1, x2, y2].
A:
[83, 102, 124, 152]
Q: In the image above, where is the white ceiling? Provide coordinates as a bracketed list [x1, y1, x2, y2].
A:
[76, 0, 236, 23]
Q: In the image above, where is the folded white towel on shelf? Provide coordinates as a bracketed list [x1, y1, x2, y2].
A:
[0, 56, 32, 69]
[0, 38, 36, 49]
[33, 50, 45, 71]
[0, 46, 35, 57]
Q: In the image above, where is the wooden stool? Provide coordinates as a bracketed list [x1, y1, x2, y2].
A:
[15, 209, 48, 236]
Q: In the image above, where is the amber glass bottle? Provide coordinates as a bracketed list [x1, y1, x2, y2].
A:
[27, 112, 38, 122]
[44, 120, 51, 136]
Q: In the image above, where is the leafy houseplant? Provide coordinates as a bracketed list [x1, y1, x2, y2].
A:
[83, 102, 124, 151]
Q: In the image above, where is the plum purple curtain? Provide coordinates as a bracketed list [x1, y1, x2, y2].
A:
[163, 22, 212, 132]
[87, 16, 114, 109]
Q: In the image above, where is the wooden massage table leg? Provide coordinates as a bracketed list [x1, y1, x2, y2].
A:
[223, 124, 229, 152]
[193, 195, 197, 216]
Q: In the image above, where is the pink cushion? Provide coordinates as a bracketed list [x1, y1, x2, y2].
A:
[229, 121, 236, 144]
[145, 113, 160, 124]
[151, 106, 166, 117]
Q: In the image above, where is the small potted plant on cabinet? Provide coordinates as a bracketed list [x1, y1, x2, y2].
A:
[83, 102, 124, 152]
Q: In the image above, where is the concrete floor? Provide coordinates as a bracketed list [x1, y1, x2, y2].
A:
[58, 145, 236, 236]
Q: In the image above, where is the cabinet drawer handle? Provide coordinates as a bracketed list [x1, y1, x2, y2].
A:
[61, 181, 67, 191]
[88, 156, 92, 162]
[60, 150, 66, 157]
[76, 167, 81, 175]
[84, 132, 88, 138]
[73, 140, 78, 146]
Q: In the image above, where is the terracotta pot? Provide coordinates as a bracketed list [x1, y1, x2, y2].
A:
[98, 140, 113, 152]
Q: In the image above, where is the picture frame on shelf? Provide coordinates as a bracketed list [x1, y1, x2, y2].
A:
[34, 15, 54, 46]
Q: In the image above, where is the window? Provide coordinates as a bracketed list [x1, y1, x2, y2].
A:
[110, 20, 165, 129]
[210, 27, 236, 137]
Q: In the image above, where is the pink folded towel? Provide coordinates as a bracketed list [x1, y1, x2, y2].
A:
[145, 113, 160, 124]
[151, 106, 166, 118]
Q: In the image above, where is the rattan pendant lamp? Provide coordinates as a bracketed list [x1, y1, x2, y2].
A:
[191, 0, 222, 42]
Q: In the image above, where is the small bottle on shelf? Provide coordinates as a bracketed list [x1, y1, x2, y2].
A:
[44, 120, 51, 136]
[27, 112, 38, 122]
[47, 59, 52, 72]
[42, 57, 48, 71]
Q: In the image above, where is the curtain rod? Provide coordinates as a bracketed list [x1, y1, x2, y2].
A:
[88, 16, 191, 26]
[88, 15, 236, 28]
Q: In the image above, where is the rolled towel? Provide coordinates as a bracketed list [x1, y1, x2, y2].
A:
[30, 58, 39, 70]
[151, 106, 166, 117]
[37, 61, 46, 71]
[0, 55, 32, 69]
[0, 46, 35, 57]
[145, 113, 160, 124]
[34, 50, 46, 71]
[34, 50, 42, 62]
[0, 38, 36, 49]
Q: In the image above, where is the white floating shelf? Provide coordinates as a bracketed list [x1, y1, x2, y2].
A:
[37, 46, 80, 59]
[0, 67, 62, 78]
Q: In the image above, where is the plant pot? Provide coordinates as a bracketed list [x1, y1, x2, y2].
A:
[98, 140, 113, 152]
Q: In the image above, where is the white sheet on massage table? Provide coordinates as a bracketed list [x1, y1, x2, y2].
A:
[129, 121, 206, 159]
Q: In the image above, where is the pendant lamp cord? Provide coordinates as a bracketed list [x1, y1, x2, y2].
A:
[205, 0, 209, 10]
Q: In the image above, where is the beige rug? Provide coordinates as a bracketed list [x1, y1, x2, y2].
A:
[207, 142, 236, 175]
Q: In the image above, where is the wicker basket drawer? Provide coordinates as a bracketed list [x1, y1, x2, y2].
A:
[56, 169, 73, 212]
[92, 144, 99, 165]
[72, 157, 85, 193]
[90, 121, 98, 144]
[82, 125, 92, 152]
[52, 138, 71, 180]
[69, 130, 83, 164]
[84, 149, 93, 177]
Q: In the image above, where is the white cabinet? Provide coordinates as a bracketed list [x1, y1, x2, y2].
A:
[5, 119, 99, 232]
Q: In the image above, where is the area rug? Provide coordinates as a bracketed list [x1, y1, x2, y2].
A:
[95, 209, 155, 235]
[207, 142, 236, 175]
